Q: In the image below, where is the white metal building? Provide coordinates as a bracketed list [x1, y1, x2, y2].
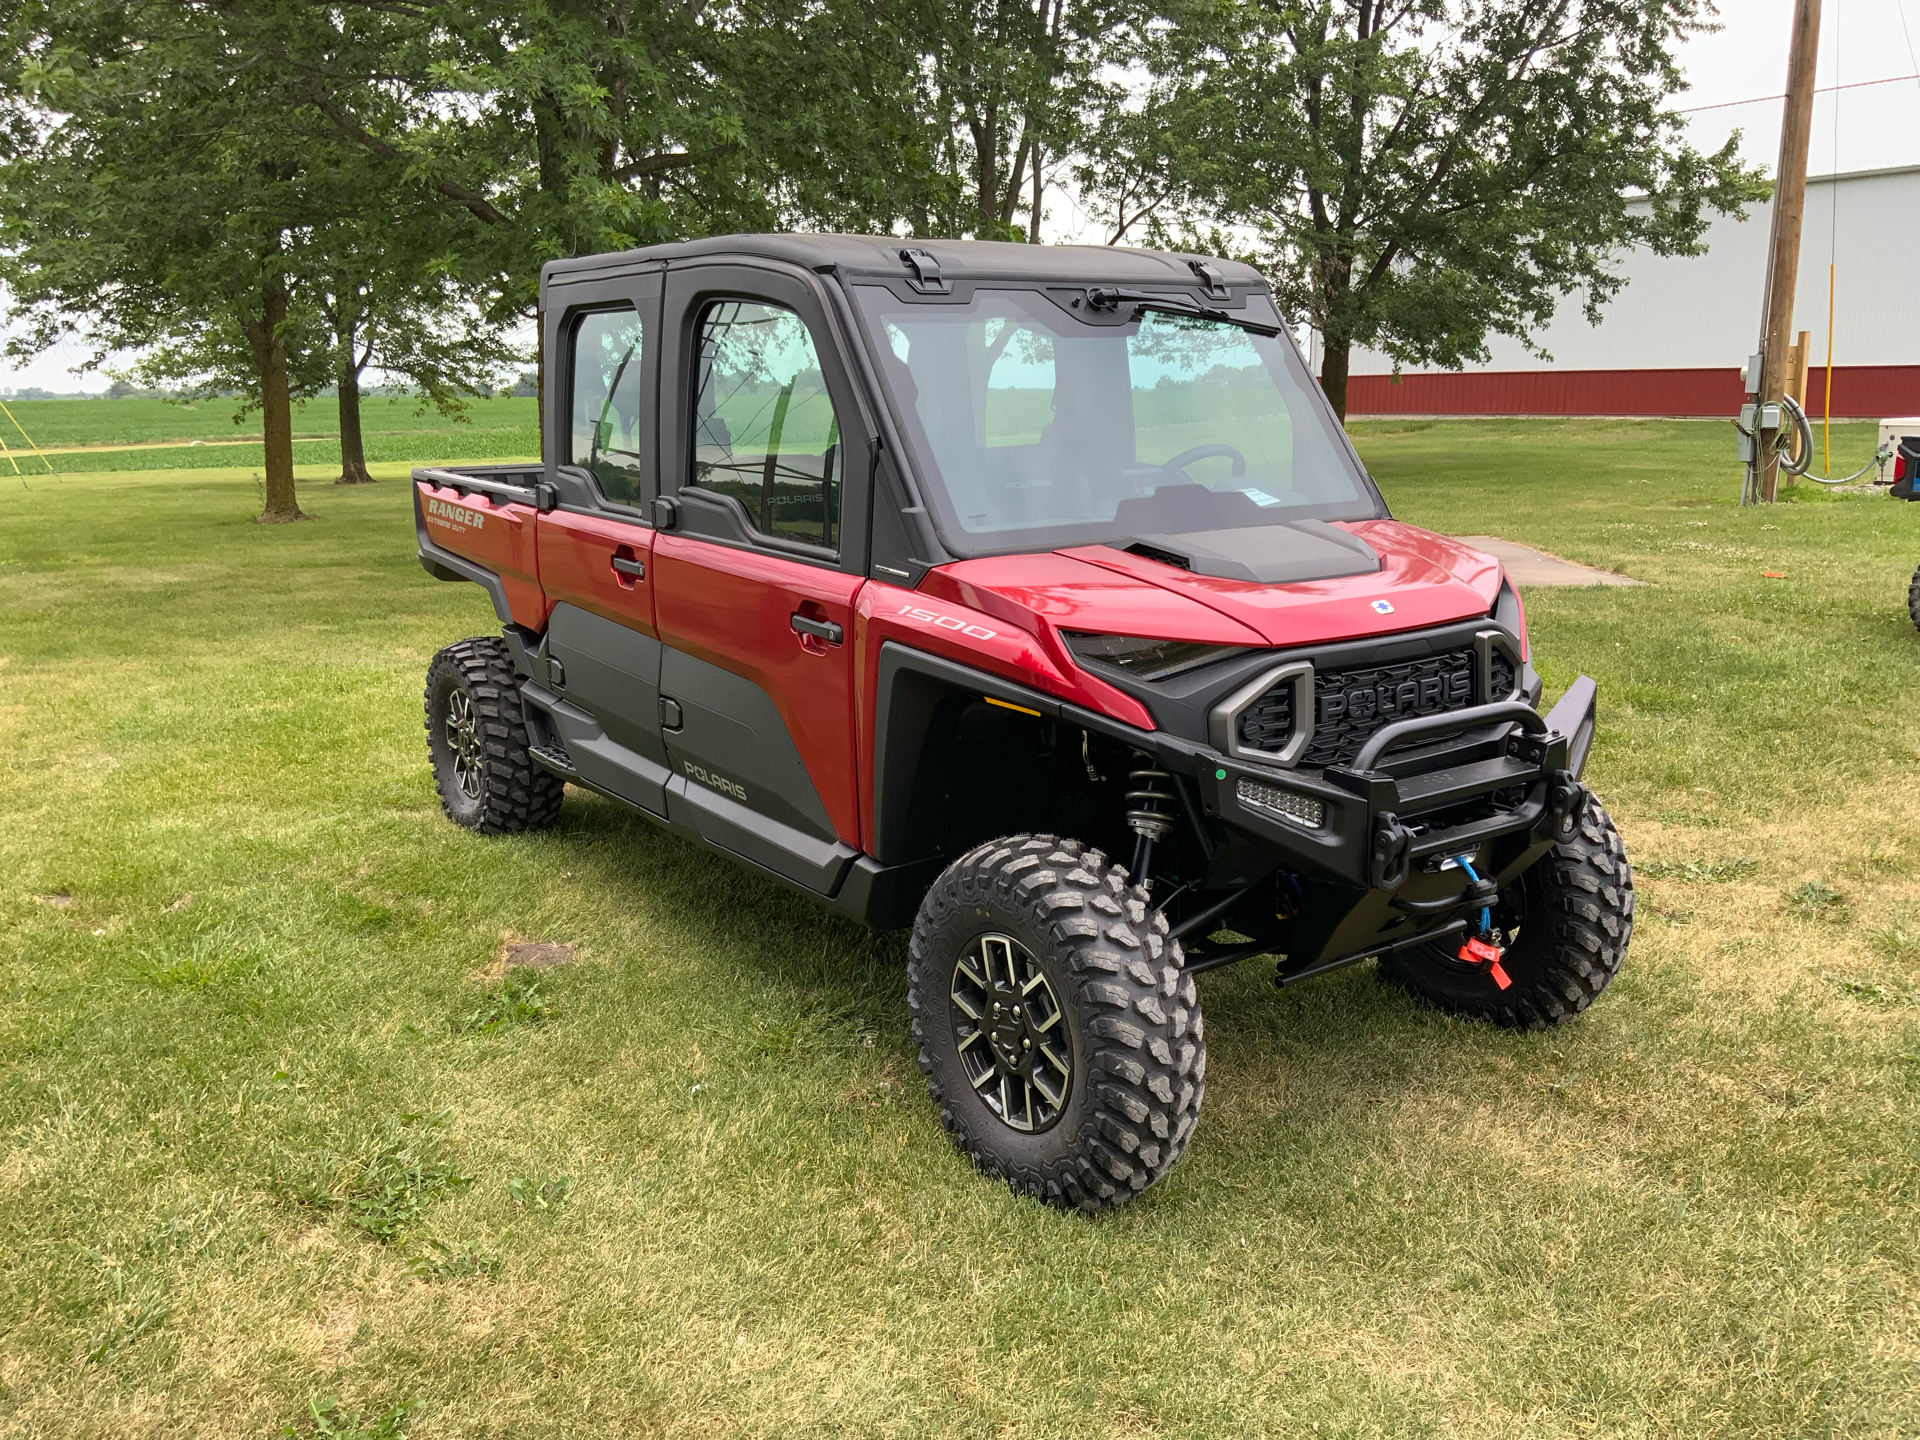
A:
[1343, 164, 1920, 417]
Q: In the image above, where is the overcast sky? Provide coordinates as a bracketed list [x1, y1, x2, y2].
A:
[1680, 0, 1920, 173]
[7, 0, 1919, 394]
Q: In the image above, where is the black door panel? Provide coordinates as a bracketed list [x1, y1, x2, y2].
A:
[658, 646, 837, 844]
[535, 690, 672, 816]
[546, 603, 668, 814]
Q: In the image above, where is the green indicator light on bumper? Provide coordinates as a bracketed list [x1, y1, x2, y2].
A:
[1215, 769, 1226, 780]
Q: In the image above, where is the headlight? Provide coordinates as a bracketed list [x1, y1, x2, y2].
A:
[1064, 632, 1248, 682]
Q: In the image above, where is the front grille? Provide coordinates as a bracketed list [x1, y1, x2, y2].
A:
[1238, 646, 1489, 769]
[1490, 648, 1516, 700]
[1236, 683, 1294, 751]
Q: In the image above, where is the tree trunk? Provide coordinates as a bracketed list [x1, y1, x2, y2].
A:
[244, 285, 304, 523]
[1028, 146, 1043, 243]
[1319, 327, 1352, 423]
[335, 312, 373, 485]
[1316, 250, 1355, 423]
[973, 114, 999, 237]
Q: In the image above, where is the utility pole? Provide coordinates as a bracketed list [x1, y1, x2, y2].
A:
[1751, 0, 1823, 503]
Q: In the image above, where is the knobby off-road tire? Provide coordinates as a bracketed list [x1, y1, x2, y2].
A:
[424, 637, 564, 834]
[1908, 561, 1920, 633]
[1378, 796, 1633, 1030]
[908, 835, 1205, 1211]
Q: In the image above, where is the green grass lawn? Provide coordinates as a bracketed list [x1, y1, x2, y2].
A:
[0, 395, 538, 474]
[2, 426, 1918, 1439]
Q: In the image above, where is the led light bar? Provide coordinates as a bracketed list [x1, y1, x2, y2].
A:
[1236, 776, 1325, 830]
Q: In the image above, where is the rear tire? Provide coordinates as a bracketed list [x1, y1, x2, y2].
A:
[908, 835, 1205, 1211]
[1378, 796, 1633, 1029]
[424, 637, 564, 834]
[1908, 561, 1919, 632]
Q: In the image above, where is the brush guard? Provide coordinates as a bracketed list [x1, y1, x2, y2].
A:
[1183, 677, 1599, 978]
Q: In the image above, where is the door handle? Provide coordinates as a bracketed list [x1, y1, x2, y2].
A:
[610, 556, 646, 579]
[790, 613, 844, 646]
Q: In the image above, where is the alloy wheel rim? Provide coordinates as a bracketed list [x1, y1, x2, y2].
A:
[445, 689, 484, 800]
[949, 933, 1072, 1133]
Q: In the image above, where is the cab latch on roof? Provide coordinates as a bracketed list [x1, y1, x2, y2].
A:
[899, 247, 952, 294]
[1187, 259, 1229, 298]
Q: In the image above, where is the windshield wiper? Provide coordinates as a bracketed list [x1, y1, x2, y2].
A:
[1084, 287, 1280, 336]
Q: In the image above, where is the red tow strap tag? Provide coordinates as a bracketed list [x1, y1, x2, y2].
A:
[1459, 936, 1513, 990]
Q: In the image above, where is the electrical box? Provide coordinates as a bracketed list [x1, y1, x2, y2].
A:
[1877, 417, 1920, 486]
[1744, 353, 1764, 394]
[1735, 402, 1785, 464]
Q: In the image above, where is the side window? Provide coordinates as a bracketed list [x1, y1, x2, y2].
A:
[568, 307, 646, 506]
[690, 299, 842, 552]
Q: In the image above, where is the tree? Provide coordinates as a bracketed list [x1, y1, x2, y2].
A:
[1074, 74, 1226, 245]
[0, 3, 336, 519]
[880, 0, 1140, 241]
[1113, 0, 1770, 418]
[293, 0, 952, 411]
[0, 0, 1150, 527]
[1, 1, 526, 515]
[313, 221, 519, 485]
[308, 0, 1136, 268]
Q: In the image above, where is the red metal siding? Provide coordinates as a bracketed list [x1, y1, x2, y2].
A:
[1346, 366, 1920, 418]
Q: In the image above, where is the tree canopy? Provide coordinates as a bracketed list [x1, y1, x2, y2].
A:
[1, 0, 1768, 515]
[1099, 0, 1769, 416]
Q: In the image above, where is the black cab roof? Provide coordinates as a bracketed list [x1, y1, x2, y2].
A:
[542, 233, 1269, 294]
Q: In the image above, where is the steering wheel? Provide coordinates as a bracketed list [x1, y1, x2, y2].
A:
[1158, 443, 1246, 480]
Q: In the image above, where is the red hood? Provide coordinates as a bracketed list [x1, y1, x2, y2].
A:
[924, 521, 1503, 654]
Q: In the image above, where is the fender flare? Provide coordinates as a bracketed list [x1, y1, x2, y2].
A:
[870, 641, 1188, 865]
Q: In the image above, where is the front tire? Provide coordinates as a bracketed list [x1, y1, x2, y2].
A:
[908, 835, 1205, 1211]
[424, 637, 564, 834]
[1378, 796, 1633, 1029]
[1908, 561, 1919, 633]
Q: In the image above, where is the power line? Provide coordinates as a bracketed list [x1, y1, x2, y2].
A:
[1678, 70, 1919, 112]
[1896, 0, 1920, 96]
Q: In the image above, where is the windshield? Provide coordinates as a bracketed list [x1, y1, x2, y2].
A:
[855, 287, 1381, 552]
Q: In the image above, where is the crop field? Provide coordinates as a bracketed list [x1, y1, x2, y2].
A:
[0, 395, 538, 475]
[1, 421, 1917, 1438]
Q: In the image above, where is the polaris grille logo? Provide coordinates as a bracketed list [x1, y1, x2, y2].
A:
[427, 497, 486, 529]
[1320, 667, 1472, 725]
[683, 760, 747, 801]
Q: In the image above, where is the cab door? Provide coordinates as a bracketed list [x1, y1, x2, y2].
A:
[533, 269, 671, 815]
[653, 262, 871, 893]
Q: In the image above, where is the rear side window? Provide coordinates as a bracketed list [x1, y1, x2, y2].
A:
[689, 299, 843, 552]
[568, 307, 646, 506]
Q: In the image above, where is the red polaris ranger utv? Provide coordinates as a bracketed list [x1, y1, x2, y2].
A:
[413, 236, 1632, 1210]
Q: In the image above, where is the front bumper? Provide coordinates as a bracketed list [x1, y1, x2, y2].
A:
[1202, 675, 1597, 890]
[1175, 677, 1600, 967]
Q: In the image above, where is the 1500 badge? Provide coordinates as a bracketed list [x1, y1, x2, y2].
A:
[896, 604, 996, 640]
[427, 496, 486, 529]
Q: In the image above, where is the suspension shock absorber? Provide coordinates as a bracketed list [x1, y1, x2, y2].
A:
[1125, 756, 1177, 884]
